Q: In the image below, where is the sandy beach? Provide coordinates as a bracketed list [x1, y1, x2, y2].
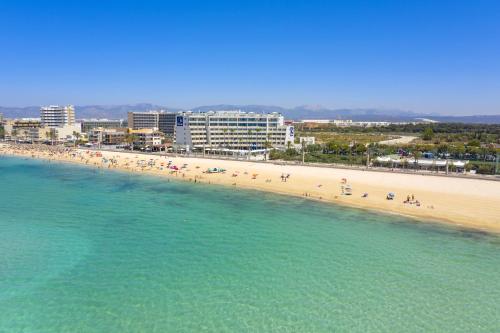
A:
[2, 143, 500, 233]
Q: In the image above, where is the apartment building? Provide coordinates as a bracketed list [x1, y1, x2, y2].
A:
[175, 111, 294, 151]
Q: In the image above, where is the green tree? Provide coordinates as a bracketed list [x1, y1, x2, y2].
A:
[73, 131, 81, 147]
[422, 127, 434, 141]
[413, 150, 422, 170]
[125, 134, 138, 149]
[467, 139, 481, 147]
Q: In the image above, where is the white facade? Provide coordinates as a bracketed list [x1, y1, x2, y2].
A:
[40, 105, 75, 128]
[332, 119, 353, 127]
[175, 111, 294, 150]
[53, 124, 82, 141]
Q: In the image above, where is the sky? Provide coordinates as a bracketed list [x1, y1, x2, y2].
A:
[0, 0, 499, 115]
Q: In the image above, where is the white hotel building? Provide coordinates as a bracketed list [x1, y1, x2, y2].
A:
[175, 111, 294, 151]
[40, 105, 75, 128]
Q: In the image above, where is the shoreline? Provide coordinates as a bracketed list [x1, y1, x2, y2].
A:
[2, 143, 500, 234]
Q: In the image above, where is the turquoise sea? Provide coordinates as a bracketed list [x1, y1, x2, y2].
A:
[1, 156, 499, 332]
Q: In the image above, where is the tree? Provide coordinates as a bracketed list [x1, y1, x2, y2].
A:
[422, 127, 434, 141]
[49, 130, 57, 145]
[467, 139, 481, 147]
[413, 150, 422, 171]
[125, 134, 138, 149]
[301, 140, 306, 164]
[353, 143, 367, 155]
[11, 129, 18, 141]
[264, 140, 273, 161]
[73, 131, 81, 147]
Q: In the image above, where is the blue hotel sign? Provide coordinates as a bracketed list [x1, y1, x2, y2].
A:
[176, 116, 184, 127]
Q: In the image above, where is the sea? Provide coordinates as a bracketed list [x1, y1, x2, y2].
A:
[1, 156, 499, 332]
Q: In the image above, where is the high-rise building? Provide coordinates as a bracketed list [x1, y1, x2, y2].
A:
[175, 111, 295, 151]
[128, 111, 177, 137]
[40, 105, 75, 128]
[128, 111, 159, 130]
[158, 112, 177, 137]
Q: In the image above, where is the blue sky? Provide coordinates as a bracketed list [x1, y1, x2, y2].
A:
[0, 0, 499, 115]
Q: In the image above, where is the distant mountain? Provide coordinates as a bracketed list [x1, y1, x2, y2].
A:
[0, 104, 181, 120]
[0, 106, 41, 119]
[72, 104, 184, 119]
[1, 104, 499, 124]
[192, 104, 423, 121]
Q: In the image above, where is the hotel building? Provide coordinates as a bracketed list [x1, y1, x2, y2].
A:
[40, 105, 75, 128]
[127, 111, 177, 137]
[175, 111, 295, 151]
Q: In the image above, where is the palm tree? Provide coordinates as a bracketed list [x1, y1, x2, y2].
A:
[73, 131, 81, 147]
[22, 130, 29, 143]
[413, 150, 421, 171]
[11, 129, 18, 142]
[264, 140, 273, 161]
[49, 130, 57, 145]
[125, 133, 138, 150]
[301, 140, 306, 164]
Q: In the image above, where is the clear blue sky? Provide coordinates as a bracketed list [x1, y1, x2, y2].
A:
[0, 0, 499, 115]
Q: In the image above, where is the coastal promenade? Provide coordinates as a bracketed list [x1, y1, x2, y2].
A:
[2, 143, 500, 233]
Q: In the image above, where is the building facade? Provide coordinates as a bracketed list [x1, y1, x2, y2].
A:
[3, 119, 51, 142]
[88, 128, 127, 145]
[128, 111, 159, 130]
[175, 111, 294, 151]
[129, 128, 164, 147]
[158, 112, 177, 137]
[81, 119, 125, 133]
[40, 105, 75, 128]
[128, 111, 177, 137]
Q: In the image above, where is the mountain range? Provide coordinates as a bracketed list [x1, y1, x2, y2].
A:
[1, 104, 499, 124]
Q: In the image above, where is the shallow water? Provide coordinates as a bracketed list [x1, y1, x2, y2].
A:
[1, 156, 499, 332]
